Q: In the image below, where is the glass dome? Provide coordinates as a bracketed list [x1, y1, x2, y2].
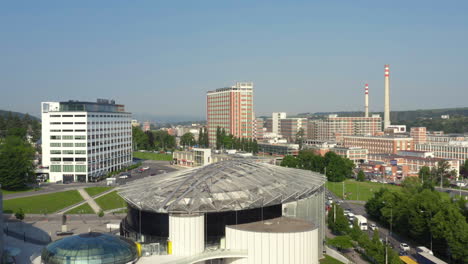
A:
[41, 232, 139, 264]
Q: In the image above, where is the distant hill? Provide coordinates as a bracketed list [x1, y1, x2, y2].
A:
[296, 107, 468, 122]
[0, 110, 40, 121]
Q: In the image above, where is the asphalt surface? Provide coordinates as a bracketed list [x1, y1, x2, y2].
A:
[4, 160, 182, 200]
[325, 189, 422, 260]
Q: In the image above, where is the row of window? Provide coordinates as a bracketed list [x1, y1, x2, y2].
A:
[50, 115, 86, 118]
[50, 165, 87, 172]
[50, 114, 130, 119]
[51, 157, 86, 162]
[50, 143, 87, 147]
[51, 135, 86, 140]
[51, 150, 87, 155]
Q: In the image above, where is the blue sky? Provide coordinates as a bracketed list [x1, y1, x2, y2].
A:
[1, 1, 467, 120]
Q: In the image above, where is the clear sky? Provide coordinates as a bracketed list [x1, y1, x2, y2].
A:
[1, 0, 467, 120]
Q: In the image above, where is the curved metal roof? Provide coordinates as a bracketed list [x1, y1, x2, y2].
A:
[118, 159, 326, 214]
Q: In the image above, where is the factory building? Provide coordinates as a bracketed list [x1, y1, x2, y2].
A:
[343, 135, 413, 154]
[307, 115, 382, 142]
[118, 159, 326, 264]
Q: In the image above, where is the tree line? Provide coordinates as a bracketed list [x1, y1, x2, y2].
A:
[132, 126, 176, 151]
[365, 178, 468, 263]
[215, 127, 259, 153]
[280, 150, 355, 182]
[0, 113, 37, 190]
[327, 204, 402, 264]
[0, 112, 41, 142]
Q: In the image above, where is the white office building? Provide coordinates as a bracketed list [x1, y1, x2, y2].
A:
[41, 99, 132, 183]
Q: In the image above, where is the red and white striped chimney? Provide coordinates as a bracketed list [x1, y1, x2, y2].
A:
[384, 64, 391, 129]
[365, 83, 369, 117]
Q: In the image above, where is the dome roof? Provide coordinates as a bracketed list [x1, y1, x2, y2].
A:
[118, 159, 326, 214]
[41, 232, 138, 264]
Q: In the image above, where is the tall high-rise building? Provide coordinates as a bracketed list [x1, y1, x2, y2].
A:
[272, 112, 287, 134]
[41, 99, 132, 183]
[207, 82, 254, 145]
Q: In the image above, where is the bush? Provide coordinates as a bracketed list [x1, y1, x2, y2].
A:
[15, 208, 25, 220]
[98, 209, 104, 217]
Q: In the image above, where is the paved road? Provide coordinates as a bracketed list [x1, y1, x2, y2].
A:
[4, 160, 181, 201]
[325, 189, 420, 260]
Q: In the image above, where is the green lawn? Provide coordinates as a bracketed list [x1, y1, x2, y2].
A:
[84, 186, 114, 197]
[320, 255, 344, 264]
[326, 180, 402, 201]
[65, 202, 95, 214]
[3, 190, 84, 214]
[95, 191, 127, 211]
[133, 151, 172, 161]
[2, 187, 40, 195]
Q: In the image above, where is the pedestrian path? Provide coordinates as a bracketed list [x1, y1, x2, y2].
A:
[56, 188, 115, 215]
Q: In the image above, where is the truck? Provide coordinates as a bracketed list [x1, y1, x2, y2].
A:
[354, 215, 368, 230]
[417, 252, 447, 264]
[416, 246, 433, 255]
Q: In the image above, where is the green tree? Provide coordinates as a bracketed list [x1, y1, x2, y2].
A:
[15, 208, 25, 220]
[132, 126, 148, 150]
[180, 132, 196, 147]
[418, 166, 431, 183]
[280, 156, 299, 168]
[433, 160, 457, 187]
[460, 159, 468, 179]
[328, 204, 350, 235]
[0, 136, 35, 190]
[327, 235, 353, 251]
[295, 128, 305, 150]
[357, 170, 365, 182]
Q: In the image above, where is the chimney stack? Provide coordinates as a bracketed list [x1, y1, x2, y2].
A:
[384, 64, 391, 129]
[364, 83, 369, 117]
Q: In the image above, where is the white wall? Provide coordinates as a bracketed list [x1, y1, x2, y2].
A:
[225, 226, 318, 264]
[169, 214, 205, 256]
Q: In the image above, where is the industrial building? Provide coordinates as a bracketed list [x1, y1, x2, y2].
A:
[264, 113, 307, 142]
[118, 159, 326, 264]
[343, 135, 413, 154]
[207, 82, 254, 146]
[41, 99, 132, 183]
[307, 115, 382, 142]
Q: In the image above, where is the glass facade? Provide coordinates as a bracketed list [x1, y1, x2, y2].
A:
[41, 232, 138, 264]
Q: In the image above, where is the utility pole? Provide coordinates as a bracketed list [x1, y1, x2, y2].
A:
[385, 236, 388, 264]
[334, 204, 336, 223]
[342, 181, 345, 200]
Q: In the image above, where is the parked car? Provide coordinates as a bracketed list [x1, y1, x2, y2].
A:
[369, 223, 378, 231]
[119, 174, 131, 179]
[400, 243, 410, 252]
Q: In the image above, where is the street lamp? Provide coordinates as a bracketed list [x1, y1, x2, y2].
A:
[420, 210, 433, 252]
[138, 202, 142, 242]
[382, 201, 393, 236]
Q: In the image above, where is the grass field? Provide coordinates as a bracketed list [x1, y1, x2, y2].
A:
[65, 202, 95, 214]
[133, 151, 172, 161]
[320, 255, 344, 264]
[1, 187, 40, 195]
[326, 180, 402, 201]
[84, 186, 114, 197]
[95, 191, 127, 211]
[3, 190, 84, 214]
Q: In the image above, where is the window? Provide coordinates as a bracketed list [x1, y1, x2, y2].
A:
[62, 143, 74, 147]
[75, 143, 86, 147]
[50, 135, 61, 140]
[75, 122, 86, 125]
[63, 135, 73, 140]
[63, 157, 74, 162]
[75, 115, 86, 117]
[62, 130, 73, 132]
[50, 150, 61, 154]
[50, 122, 61, 125]
[75, 158, 86, 162]
[50, 165, 61, 172]
[63, 150, 74, 154]
[50, 143, 61, 147]
[62, 115, 73, 117]
[62, 122, 73, 125]
[63, 165, 74, 172]
[50, 115, 61, 117]
[50, 129, 61, 132]
[75, 165, 86, 172]
[75, 129, 86, 132]
[75, 135, 86, 140]
[51, 157, 61, 162]
[75, 150, 86, 154]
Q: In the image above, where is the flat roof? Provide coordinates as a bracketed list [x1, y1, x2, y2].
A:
[227, 217, 315, 233]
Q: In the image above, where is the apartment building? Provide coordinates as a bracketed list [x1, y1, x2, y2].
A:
[368, 153, 459, 175]
[343, 135, 413, 154]
[410, 127, 427, 144]
[41, 99, 132, 183]
[279, 118, 308, 142]
[331, 147, 368, 164]
[207, 82, 254, 145]
[308, 115, 382, 142]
